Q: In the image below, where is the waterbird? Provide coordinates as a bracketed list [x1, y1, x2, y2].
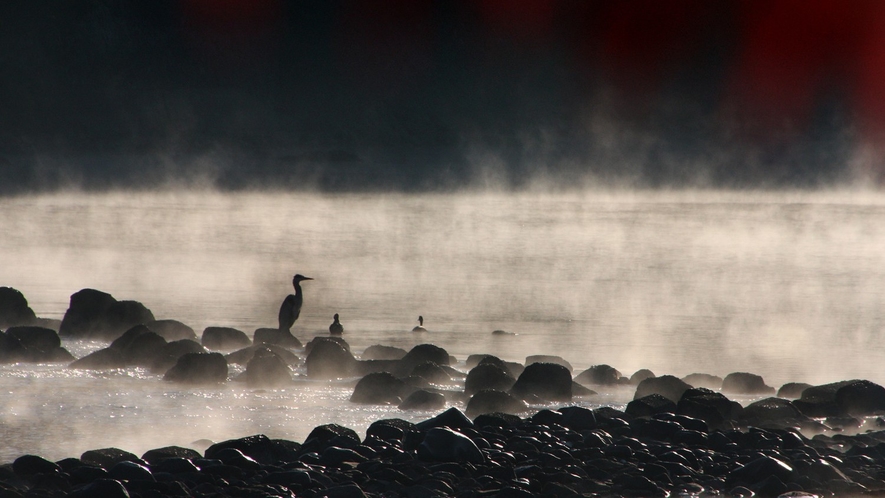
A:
[278, 274, 313, 332]
[412, 315, 428, 332]
[329, 313, 344, 335]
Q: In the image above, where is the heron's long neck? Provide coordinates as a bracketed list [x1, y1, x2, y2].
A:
[293, 283, 303, 299]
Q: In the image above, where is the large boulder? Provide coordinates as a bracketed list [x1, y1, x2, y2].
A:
[625, 394, 677, 418]
[677, 388, 743, 429]
[2, 326, 72, 363]
[398, 344, 450, 375]
[834, 380, 885, 416]
[145, 320, 197, 341]
[110, 325, 168, 366]
[305, 340, 357, 379]
[350, 372, 408, 404]
[525, 354, 572, 372]
[418, 428, 484, 464]
[226, 344, 299, 367]
[201, 327, 251, 351]
[244, 348, 292, 387]
[738, 397, 810, 427]
[722, 372, 775, 395]
[399, 390, 446, 411]
[575, 364, 622, 386]
[149, 339, 206, 373]
[0, 287, 38, 328]
[465, 389, 528, 418]
[69, 347, 127, 370]
[163, 352, 228, 384]
[465, 363, 516, 395]
[777, 382, 812, 399]
[792, 380, 853, 417]
[253, 328, 302, 348]
[682, 373, 723, 390]
[634, 375, 692, 403]
[360, 344, 407, 360]
[510, 362, 572, 402]
[410, 362, 451, 384]
[6, 325, 60, 352]
[59, 289, 155, 341]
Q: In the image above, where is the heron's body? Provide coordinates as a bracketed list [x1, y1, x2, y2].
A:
[329, 314, 344, 335]
[412, 315, 428, 333]
[278, 274, 313, 332]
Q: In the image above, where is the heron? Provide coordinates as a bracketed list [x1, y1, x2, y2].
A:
[412, 315, 428, 332]
[329, 313, 344, 335]
[278, 274, 313, 332]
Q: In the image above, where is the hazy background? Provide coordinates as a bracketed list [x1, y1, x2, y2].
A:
[3, 0, 885, 193]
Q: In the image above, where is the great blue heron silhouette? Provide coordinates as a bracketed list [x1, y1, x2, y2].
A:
[278, 274, 313, 332]
[329, 313, 344, 335]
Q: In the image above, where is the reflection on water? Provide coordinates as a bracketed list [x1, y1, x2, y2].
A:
[2, 189, 885, 461]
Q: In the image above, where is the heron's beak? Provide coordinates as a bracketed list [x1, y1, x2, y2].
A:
[303, 277, 314, 280]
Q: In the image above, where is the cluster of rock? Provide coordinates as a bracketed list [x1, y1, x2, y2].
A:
[5, 402, 885, 498]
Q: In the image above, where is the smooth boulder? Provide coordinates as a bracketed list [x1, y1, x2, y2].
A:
[306, 340, 357, 379]
[163, 352, 228, 384]
[350, 372, 407, 405]
[201, 327, 251, 351]
[510, 362, 572, 402]
[59, 289, 155, 341]
[0, 287, 38, 328]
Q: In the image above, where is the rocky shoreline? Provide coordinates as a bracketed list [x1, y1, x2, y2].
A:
[4, 287, 885, 496]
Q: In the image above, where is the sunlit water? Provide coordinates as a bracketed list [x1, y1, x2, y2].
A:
[2, 189, 885, 462]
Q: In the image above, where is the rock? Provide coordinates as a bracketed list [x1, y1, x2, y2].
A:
[738, 397, 809, 427]
[525, 354, 572, 372]
[682, 373, 723, 390]
[140, 446, 202, 465]
[5, 326, 60, 352]
[834, 379, 885, 416]
[13, 454, 61, 476]
[777, 382, 812, 399]
[67, 478, 131, 498]
[792, 380, 853, 417]
[625, 394, 677, 418]
[201, 326, 251, 351]
[365, 418, 417, 443]
[418, 427, 484, 464]
[110, 325, 167, 366]
[677, 388, 742, 429]
[510, 362, 572, 402]
[398, 344, 450, 374]
[361, 344, 407, 360]
[630, 369, 655, 385]
[149, 339, 206, 373]
[244, 348, 292, 387]
[69, 347, 127, 370]
[350, 372, 407, 404]
[163, 352, 228, 384]
[145, 319, 197, 341]
[80, 448, 142, 469]
[108, 461, 154, 482]
[572, 381, 597, 397]
[465, 363, 516, 395]
[575, 364, 622, 386]
[416, 407, 474, 431]
[466, 389, 527, 418]
[410, 361, 451, 384]
[727, 456, 793, 488]
[59, 289, 155, 341]
[301, 424, 361, 454]
[306, 339, 357, 379]
[205, 434, 282, 465]
[2, 326, 71, 363]
[634, 375, 692, 403]
[722, 372, 775, 395]
[399, 390, 446, 411]
[0, 287, 38, 328]
[253, 328, 302, 348]
[558, 406, 597, 431]
[305, 336, 351, 355]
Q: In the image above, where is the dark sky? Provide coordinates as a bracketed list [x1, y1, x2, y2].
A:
[2, 0, 884, 192]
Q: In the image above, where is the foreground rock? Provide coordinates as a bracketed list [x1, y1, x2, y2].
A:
[8, 401, 885, 498]
[0, 326, 73, 363]
[58, 288, 155, 341]
[0, 287, 38, 328]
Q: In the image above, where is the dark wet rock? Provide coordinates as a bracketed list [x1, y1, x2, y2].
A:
[575, 364, 622, 386]
[416, 407, 474, 431]
[354, 358, 400, 376]
[738, 397, 809, 427]
[525, 354, 572, 372]
[834, 379, 885, 416]
[80, 448, 142, 469]
[244, 348, 292, 387]
[677, 388, 743, 429]
[360, 344, 407, 360]
[682, 372, 723, 390]
[473, 412, 522, 429]
[59, 289, 155, 341]
[140, 446, 201, 465]
[302, 424, 361, 454]
[625, 394, 677, 418]
[12, 455, 61, 477]
[727, 455, 793, 488]
[0, 287, 38, 329]
[163, 352, 228, 384]
[630, 368, 655, 385]
[149, 339, 206, 373]
[558, 405, 597, 431]
[305, 335, 351, 355]
[350, 372, 407, 405]
[793, 380, 853, 417]
[465, 363, 516, 395]
[0, 331, 26, 363]
[634, 374, 692, 403]
[111, 325, 168, 366]
[67, 478, 131, 498]
[68, 347, 127, 370]
[1, 326, 71, 363]
[210, 448, 261, 469]
[510, 362, 572, 402]
[399, 389, 446, 410]
[226, 343, 299, 367]
[466, 353, 500, 369]
[410, 361, 450, 383]
[722, 372, 776, 395]
[306, 340, 357, 379]
[200, 326, 251, 351]
[144, 319, 197, 341]
[398, 344, 450, 375]
[108, 461, 154, 482]
[365, 418, 417, 443]
[466, 389, 528, 418]
[572, 381, 597, 397]
[5, 326, 60, 353]
[253, 327, 303, 348]
[418, 427, 484, 464]
[777, 382, 813, 399]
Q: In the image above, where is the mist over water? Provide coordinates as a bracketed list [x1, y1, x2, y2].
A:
[2, 189, 885, 461]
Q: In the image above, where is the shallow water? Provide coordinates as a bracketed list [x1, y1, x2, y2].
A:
[2, 189, 885, 462]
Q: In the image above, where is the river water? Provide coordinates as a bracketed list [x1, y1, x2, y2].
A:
[1, 189, 884, 462]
